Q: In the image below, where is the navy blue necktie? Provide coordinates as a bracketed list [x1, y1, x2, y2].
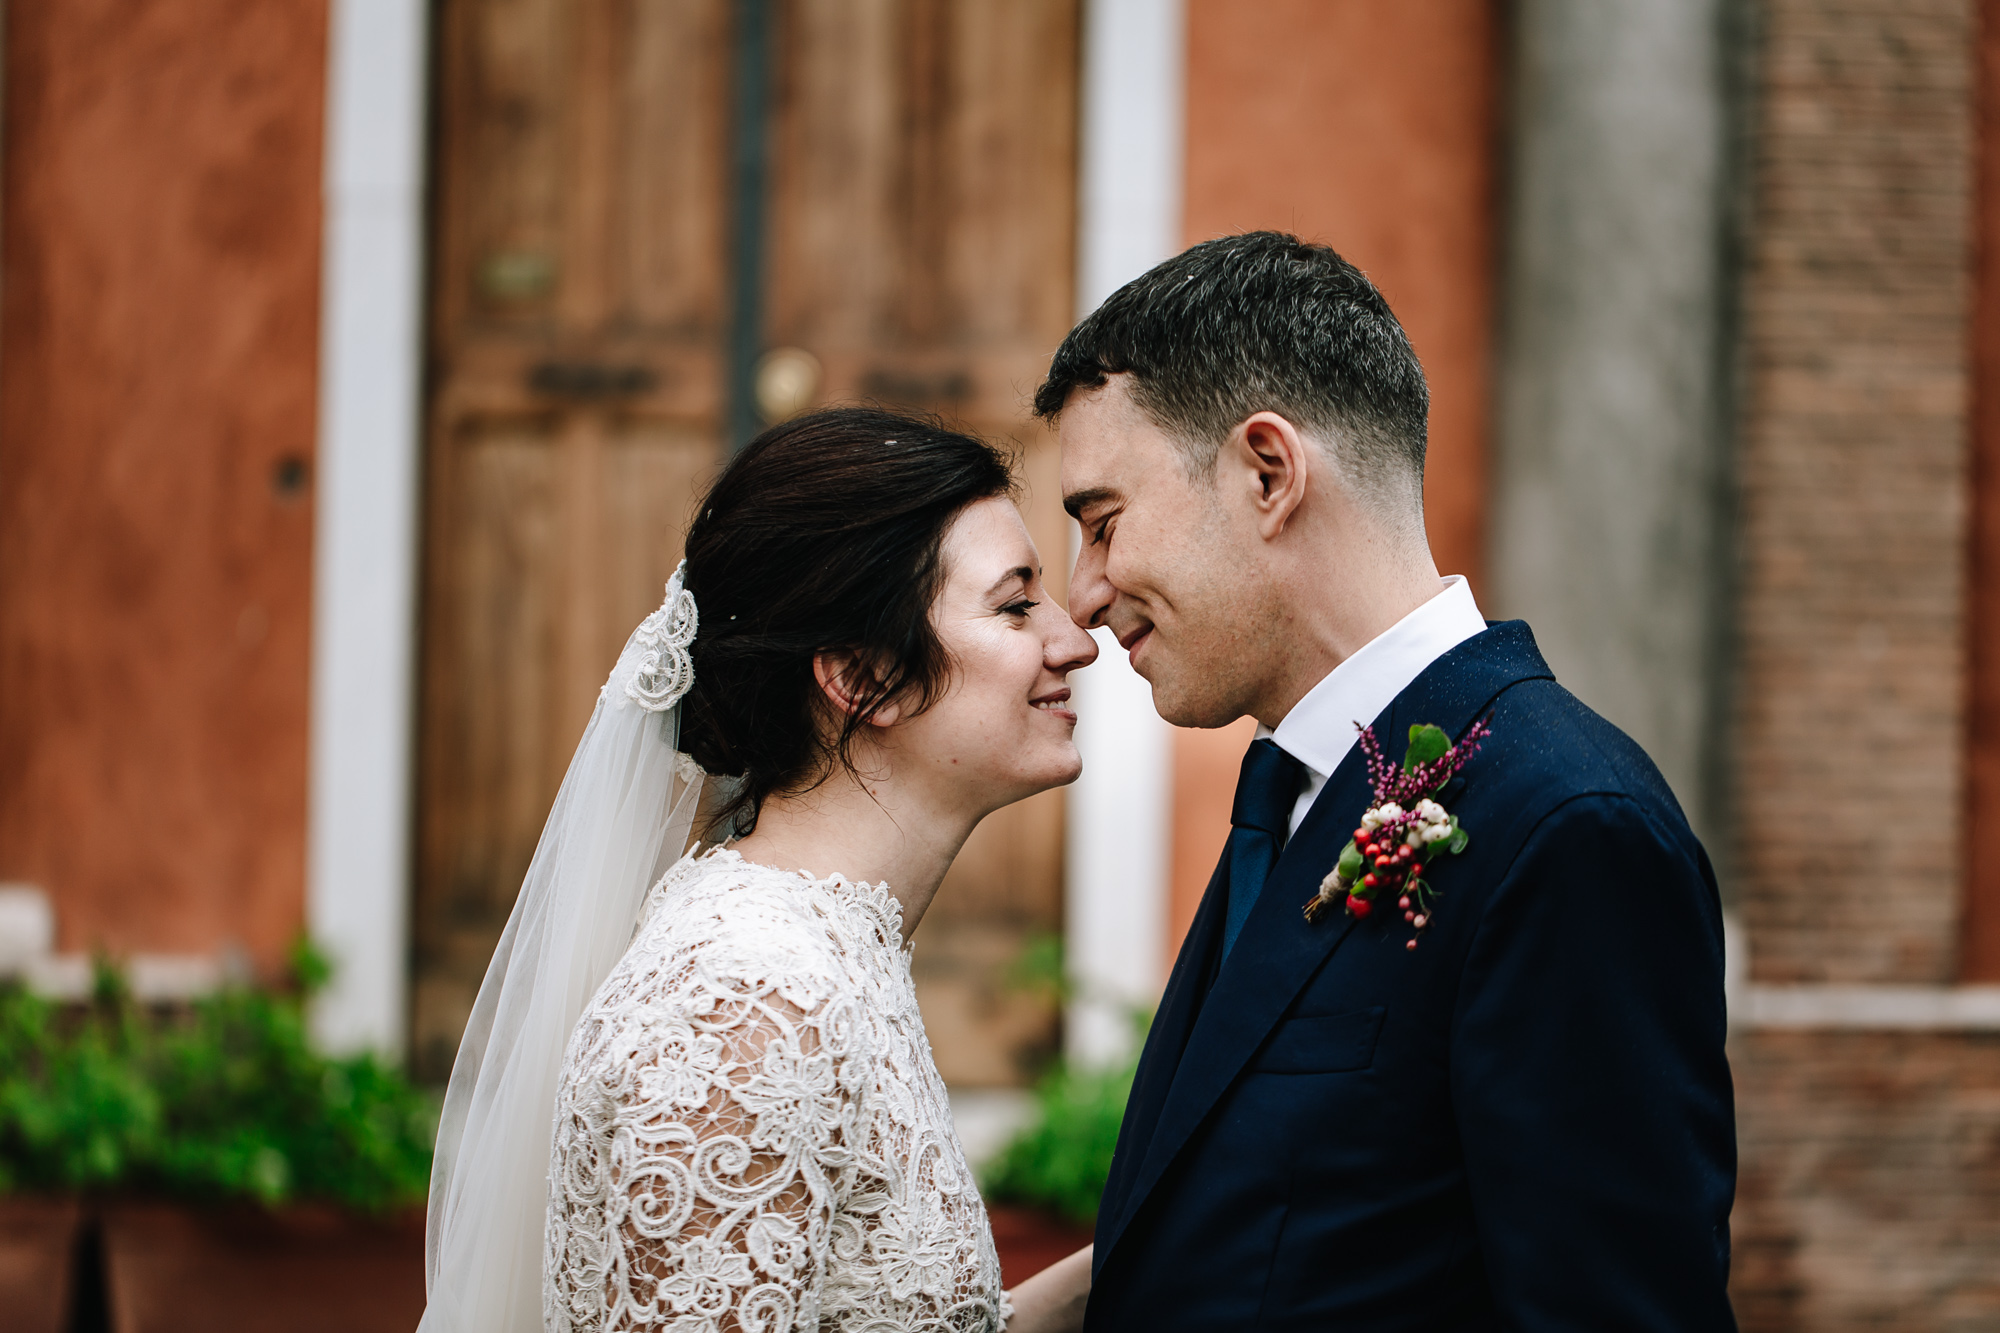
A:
[1221, 738, 1307, 959]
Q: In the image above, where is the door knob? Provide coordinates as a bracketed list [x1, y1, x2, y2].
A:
[754, 348, 821, 423]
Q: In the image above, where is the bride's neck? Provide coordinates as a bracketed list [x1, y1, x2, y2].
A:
[724, 759, 982, 940]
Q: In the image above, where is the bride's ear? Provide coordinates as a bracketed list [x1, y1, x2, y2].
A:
[813, 651, 904, 727]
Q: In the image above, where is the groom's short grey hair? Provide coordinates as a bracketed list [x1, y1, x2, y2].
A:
[1033, 232, 1429, 513]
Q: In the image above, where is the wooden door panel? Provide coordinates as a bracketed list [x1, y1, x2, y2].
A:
[616, 1, 734, 331]
[769, 0, 1076, 347]
[414, 426, 566, 1074]
[940, 1, 1080, 342]
[438, 0, 571, 330]
[435, 427, 568, 853]
[435, 0, 730, 335]
[601, 428, 715, 629]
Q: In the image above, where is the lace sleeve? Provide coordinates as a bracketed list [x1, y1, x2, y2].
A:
[547, 961, 863, 1333]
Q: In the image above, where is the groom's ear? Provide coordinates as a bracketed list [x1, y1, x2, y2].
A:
[1229, 411, 1312, 541]
[813, 650, 904, 727]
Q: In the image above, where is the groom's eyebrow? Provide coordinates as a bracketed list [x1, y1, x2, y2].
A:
[1063, 486, 1118, 519]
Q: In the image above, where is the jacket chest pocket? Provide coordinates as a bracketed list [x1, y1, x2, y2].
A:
[1247, 1006, 1386, 1074]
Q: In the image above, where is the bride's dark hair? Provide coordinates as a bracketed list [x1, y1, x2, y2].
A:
[679, 406, 1016, 836]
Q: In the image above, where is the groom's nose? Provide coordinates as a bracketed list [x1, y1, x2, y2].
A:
[1067, 534, 1114, 630]
[1047, 606, 1099, 673]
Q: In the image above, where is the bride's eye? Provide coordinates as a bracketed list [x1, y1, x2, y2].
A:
[1001, 598, 1040, 618]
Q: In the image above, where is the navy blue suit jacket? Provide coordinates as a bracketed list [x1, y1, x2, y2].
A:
[1085, 623, 1737, 1331]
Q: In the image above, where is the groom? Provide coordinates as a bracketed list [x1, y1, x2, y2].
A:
[1037, 233, 1736, 1330]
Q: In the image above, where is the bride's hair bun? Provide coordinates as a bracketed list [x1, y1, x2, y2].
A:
[679, 407, 1015, 837]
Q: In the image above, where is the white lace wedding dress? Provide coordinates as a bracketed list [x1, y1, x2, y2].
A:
[545, 847, 1012, 1332]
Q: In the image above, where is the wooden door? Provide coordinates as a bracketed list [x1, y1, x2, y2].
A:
[414, 0, 1080, 1088]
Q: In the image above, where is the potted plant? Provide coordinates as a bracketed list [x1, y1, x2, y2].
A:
[979, 1048, 1134, 1284]
[0, 948, 434, 1332]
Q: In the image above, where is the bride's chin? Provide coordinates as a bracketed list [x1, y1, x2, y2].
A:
[988, 746, 1084, 801]
[1043, 747, 1085, 789]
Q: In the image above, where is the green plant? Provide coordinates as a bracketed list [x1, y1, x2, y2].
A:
[1003, 930, 1072, 1007]
[981, 1051, 1135, 1225]
[0, 974, 158, 1191]
[0, 943, 434, 1213]
[981, 933, 1149, 1224]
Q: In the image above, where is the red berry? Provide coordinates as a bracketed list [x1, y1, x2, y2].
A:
[1361, 873, 1378, 888]
[1364, 843, 1380, 857]
[1348, 896, 1374, 919]
[1354, 829, 1370, 847]
[1406, 939, 1419, 952]
[1374, 855, 1391, 868]
[1396, 845, 1412, 860]
[1413, 913, 1427, 928]
[1398, 895, 1411, 910]
[1403, 910, 1415, 922]
[1410, 863, 1424, 876]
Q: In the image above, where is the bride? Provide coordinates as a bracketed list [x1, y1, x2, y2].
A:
[419, 407, 1099, 1332]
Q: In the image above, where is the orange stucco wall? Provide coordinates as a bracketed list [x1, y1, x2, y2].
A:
[0, 1, 328, 969]
[1168, 2, 1503, 959]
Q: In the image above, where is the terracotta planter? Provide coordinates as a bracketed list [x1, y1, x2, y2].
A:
[99, 1200, 425, 1333]
[0, 1195, 84, 1333]
[986, 1203, 1095, 1287]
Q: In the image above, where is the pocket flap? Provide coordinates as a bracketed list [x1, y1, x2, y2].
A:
[1248, 1006, 1386, 1074]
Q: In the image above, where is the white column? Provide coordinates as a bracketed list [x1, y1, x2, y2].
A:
[307, 0, 431, 1056]
[1488, 0, 1733, 839]
[1064, 0, 1185, 1068]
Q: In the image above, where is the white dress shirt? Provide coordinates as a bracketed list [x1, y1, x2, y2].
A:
[1258, 575, 1488, 834]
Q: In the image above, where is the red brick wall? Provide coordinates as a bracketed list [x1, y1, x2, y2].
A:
[1732, 1, 2000, 1325]
[1731, 1031, 2000, 1331]
[0, 1, 328, 969]
[1735, 0, 1975, 986]
[1965, 0, 2000, 980]
[1180, 0, 1500, 596]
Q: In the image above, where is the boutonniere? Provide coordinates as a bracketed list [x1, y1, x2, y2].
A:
[1304, 717, 1492, 950]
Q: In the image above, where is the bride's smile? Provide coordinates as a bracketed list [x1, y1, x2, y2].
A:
[892, 493, 1097, 809]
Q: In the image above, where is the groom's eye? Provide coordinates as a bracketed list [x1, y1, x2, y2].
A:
[1089, 517, 1112, 546]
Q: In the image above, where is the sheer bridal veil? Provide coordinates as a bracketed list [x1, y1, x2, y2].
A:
[418, 564, 705, 1333]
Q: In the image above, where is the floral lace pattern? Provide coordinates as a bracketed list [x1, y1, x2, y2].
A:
[546, 848, 1010, 1332]
[625, 561, 698, 714]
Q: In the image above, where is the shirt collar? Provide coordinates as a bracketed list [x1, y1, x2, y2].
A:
[1256, 575, 1487, 784]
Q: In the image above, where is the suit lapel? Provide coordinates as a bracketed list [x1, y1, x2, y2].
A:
[1095, 622, 1555, 1265]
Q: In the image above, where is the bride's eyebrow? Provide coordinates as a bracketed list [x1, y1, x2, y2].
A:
[983, 566, 1034, 598]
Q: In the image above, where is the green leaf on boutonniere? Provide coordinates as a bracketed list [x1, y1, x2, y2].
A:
[1403, 723, 1450, 773]
[1446, 815, 1470, 856]
[1336, 841, 1364, 879]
